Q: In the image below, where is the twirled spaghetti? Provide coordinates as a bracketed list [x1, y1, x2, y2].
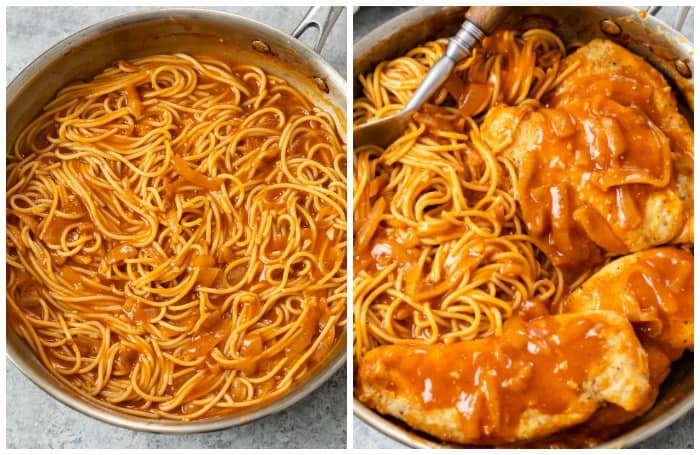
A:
[7, 53, 346, 419]
[353, 30, 572, 360]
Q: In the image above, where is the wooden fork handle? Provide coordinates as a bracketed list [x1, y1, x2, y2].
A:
[465, 6, 511, 35]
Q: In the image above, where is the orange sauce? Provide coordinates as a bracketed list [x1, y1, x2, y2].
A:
[518, 73, 676, 267]
[171, 154, 223, 191]
[626, 249, 693, 347]
[361, 315, 607, 443]
[569, 247, 693, 352]
[8, 53, 345, 420]
[185, 312, 232, 360]
[355, 227, 422, 273]
[105, 243, 138, 265]
[285, 303, 321, 359]
[113, 345, 140, 372]
[124, 83, 142, 118]
[553, 247, 693, 440]
[122, 297, 158, 326]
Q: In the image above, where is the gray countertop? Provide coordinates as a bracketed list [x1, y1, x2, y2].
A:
[352, 6, 693, 450]
[6, 6, 346, 449]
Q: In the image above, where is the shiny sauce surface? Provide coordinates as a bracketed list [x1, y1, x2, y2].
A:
[7, 55, 346, 417]
[556, 248, 693, 437]
[517, 71, 680, 268]
[567, 247, 693, 353]
[624, 248, 694, 342]
[363, 315, 607, 442]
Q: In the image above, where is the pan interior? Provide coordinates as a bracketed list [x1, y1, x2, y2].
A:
[352, 5, 693, 449]
[6, 9, 347, 433]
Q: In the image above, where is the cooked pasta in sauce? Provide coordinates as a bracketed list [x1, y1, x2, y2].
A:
[354, 26, 693, 447]
[354, 28, 569, 361]
[7, 54, 347, 419]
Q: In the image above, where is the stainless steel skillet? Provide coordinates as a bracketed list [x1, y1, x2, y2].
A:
[353, 6, 693, 448]
[6, 7, 347, 434]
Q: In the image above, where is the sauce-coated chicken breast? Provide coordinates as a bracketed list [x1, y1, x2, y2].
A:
[357, 311, 650, 445]
[564, 247, 693, 427]
[481, 40, 693, 268]
[565, 247, 693, 353]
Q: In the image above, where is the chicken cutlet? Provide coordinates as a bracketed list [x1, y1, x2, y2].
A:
[357, 311, 650, 445]
[564, 247, 693, 427]
[565, 247, 693, 352]
[480, 39, 693, 268]
[550, 39, 693, 158]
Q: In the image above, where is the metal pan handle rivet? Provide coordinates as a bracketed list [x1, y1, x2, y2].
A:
[312, 76, 329, 93]
[674, 59, 692, 78]
[251, 39, 271, 54]
[600, 19, 622, 36]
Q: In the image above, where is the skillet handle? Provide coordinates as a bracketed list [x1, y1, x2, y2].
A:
[292, 6, 344, 53]
[647, 6, 691, 32]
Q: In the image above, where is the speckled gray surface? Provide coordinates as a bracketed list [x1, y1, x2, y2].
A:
[6, 6, 347, 450]
[352, 5, 694, 450]
[6, 6, 346, 81]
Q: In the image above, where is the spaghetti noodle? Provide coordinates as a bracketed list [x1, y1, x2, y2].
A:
[353, 30, 572, 359]
[7, 54, 347, 420]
